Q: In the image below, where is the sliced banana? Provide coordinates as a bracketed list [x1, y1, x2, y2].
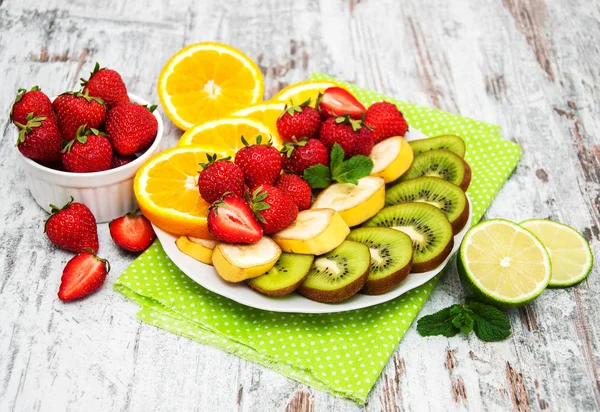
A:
[273, 208, 349, 255]
[311, 176, 385, 227]
[370, 136, 414, 183]
[176, 236, 217, 265]
[212, 237, 282, 282]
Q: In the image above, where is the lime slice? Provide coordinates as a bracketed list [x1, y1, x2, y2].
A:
[458, 219, 551, 309]
[521, 219, 593, 287]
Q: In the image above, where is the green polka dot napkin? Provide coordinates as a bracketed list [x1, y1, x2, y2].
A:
[114, 74, 521, 404]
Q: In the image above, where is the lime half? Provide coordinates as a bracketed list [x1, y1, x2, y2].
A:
[521, 219, 593, 288]
[458, 219, 551, 309]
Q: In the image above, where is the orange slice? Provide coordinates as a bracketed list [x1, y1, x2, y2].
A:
[271, 80, 344, 106]
[231, 101, 286, 137]
[134, 145, 230, 238]
[158, 42, 264, 130]
[178, 117, 281, 151]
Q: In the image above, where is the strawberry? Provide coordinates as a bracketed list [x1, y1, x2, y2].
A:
[81, 62, 129, 109]
[58, 252, 109, 302]
[317, 87, 366, 120]
[351, 126, 374, 156]
[281, 138, 329, 175]
[45, 197, 99, 253]
[319, 115, 374, 158]
[15, 113, 63, 162]
[249, 185, 298, 234]
[111, 153, 136, 169]
[105, 103, 158, 155]
[364, 101, 408, 143]
[208, 195, 263, 243]
[53, 90, 106, 141]
[10, 86, 55, 125]
[275, 174, 312, 211]
[234, 135, 282, 187]
[198, 154, 245, 204]
[276, 99, 322, 142]
[61, 126, 113, 173]
[109, 211, 156, 252]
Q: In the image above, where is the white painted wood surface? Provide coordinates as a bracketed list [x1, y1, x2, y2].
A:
[0, 0, 599, 410]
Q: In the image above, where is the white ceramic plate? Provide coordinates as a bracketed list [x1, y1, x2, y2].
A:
[153, 129, 473, 313]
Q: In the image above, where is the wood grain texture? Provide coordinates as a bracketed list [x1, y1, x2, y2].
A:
[0, 0, 599, 411]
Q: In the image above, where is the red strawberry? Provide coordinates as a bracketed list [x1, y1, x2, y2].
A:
[249, 185, 298, 234]
[208, 195, 263, 243]
[105, 103, 158, 155]
[61, 127, 113, 173]
[351, 126, 374, 156]
[81, 63, 129, 109]
[364, 102, 408, 143]
[45, 197, 99, 253]
[198, 154, 245, 204]
[320, 115, 372, 158]
[317, 87, 366, 120]
[234, 135, 282, 187]
[10, 86, 55, 125]
[109, 211, 156, 252]
[281, 138, 329, 175]
[275, 174, 312, 211]
[58, 252, 109, 302]
[53, 90, 106, 141]
[15, 113, 63, 162]
[276, 99, 322, 142]
[111, 153, 136, 169]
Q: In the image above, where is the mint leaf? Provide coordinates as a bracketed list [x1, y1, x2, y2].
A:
[468, 302, 511, 342]
[451, 310, 474, 335]
[416, 305, 462, 337]
[332, 155, 374, 184]
[303, 164, 331, 189]
[329, 143, 345, 176]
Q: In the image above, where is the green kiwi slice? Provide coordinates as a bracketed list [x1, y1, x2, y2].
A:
[346, 227, 413, 295]
[400, 149, 471, 190]
[248, 253, 314, 296]
[364, 202, 454, 272]
[409, 135, 466, 157]
[386, 176, 470, 234]
[298, 241, 370, 303]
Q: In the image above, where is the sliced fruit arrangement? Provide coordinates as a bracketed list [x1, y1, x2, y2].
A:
[212, 237, 282, 282]
[409, 134, 466, 158]
[369, 136, 414, 183]
[400, 149, 471, 190]
[248, 253, 314, 296]
[176, 236, 217, 265]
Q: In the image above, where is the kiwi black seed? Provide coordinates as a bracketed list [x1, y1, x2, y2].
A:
[364, 202, 454, 272]
[385, 176, 470, 234]
[409, 135, 466, 158]
[346, 227, 414, 295]
[400, 149, 472, 191]
[248, 253, 314, 296]
[298, 240, 370, 303]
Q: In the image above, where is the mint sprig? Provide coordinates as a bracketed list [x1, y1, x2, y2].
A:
[417, 302, 511, 342]
[303, 143, 374, 188]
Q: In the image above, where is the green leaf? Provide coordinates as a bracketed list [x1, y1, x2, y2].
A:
[468, 302, 512, 342]
[332, 155, 374, 185]
[329, 143, 345, 173]
[451, 311, 474, 335]
[303, 164, 331, 189]
[416, 305, 462, 337]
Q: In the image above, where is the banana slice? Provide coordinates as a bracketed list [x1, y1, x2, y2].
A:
[370, 136, 414, 183]
[311, 176, 385, 227]
[176, 236, 217, 265]
[212, 237, 282, 282]
[273, 208, 349, 255]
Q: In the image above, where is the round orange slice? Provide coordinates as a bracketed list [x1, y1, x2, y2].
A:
[231, 101, 286, 137]
[158, 42, 264, 130]
[134, 145, 230, 238]
[271, 80, 344, 106]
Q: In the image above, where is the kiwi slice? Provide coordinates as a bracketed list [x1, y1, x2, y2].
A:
[346, 227, 413, 295]
[386, 176, 470, 234]
[298, 241, 370, 303]
[248, 253, 314, 296]
[409, 135, 466, 157]
[364, 202, 454, 273]
[400, 149, 471, 190]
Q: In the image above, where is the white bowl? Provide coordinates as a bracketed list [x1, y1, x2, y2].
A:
[19, 94, 163, 223]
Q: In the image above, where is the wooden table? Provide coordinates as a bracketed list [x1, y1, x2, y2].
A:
[1, 0, 598, 410]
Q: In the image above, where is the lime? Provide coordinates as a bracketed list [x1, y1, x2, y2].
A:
[458, 219, 551, 309]
[521, 219, 593, 287]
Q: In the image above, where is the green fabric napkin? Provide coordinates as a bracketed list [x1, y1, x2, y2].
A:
[114, 74, 522, 404]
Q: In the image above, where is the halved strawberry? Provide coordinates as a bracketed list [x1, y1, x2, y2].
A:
[317, 87, 366, 120]
[207, 195, 263, 243]
[109, 211, 156, 252]
[58, 252, 110, 302]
